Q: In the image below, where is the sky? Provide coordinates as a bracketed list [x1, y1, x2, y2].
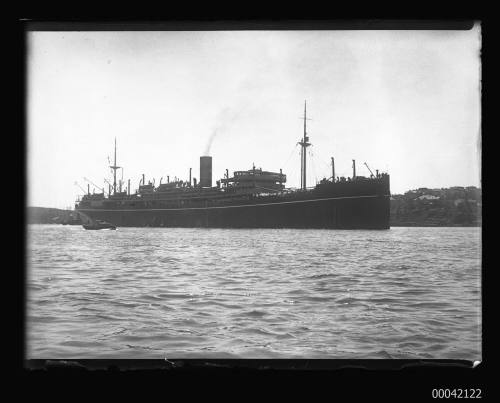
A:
[27, 26, 481, 209]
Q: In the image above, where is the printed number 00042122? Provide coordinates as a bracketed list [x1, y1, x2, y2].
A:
[432, 389, 482, 399]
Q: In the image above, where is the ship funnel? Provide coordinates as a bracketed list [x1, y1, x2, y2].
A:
[200, 156, 212, 188]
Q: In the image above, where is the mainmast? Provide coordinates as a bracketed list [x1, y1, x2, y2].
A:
[109, 137, 121, 195]
[298, 100, 311, 190]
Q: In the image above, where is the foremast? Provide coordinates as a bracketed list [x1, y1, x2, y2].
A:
[298, 100, 311, 190]
[109, 137, 121, 195]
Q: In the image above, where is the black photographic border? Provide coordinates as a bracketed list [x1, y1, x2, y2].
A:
[13, 16, 489, 397]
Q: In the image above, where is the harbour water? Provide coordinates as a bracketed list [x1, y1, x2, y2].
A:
[26, 225, 481, 360]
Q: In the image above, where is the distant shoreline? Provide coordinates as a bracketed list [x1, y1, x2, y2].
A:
[390, 224, 480, 228]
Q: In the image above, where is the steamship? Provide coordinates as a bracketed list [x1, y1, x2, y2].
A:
[75, 103, 390, 229]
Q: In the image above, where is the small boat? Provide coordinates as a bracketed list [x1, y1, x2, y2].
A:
[82, 220, 116, 230]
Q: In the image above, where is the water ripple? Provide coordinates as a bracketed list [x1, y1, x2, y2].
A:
[27, 225, 481, 360]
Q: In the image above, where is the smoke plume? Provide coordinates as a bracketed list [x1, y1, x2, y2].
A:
[204, 129, 218, 156]
[204, 106, 246, 155]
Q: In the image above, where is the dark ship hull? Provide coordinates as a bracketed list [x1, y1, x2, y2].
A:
[76, 176, 390, 229]
[78, 196, 388, 229]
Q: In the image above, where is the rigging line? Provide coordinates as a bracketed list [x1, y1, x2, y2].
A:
[286, 149, 300, 175]
[308, 149, 318, 184]
[281, 143, 300, 170]
[280, 149, 300, 188]
[289, 150, 301, 181]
